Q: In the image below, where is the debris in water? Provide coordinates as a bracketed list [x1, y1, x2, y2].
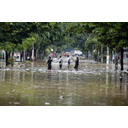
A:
[60, 95, 64, 99]
[45, 102, 50, 105]
[14, 102, 20, 105]
[7, 92, 9, 94]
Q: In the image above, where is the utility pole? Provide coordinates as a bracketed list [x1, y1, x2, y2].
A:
[31, 42, 34, 61]
[106, 46, 109, 65]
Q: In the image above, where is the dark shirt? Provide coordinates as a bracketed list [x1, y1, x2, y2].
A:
[47, 59, 52, 66]
[75, 59, 79, 66]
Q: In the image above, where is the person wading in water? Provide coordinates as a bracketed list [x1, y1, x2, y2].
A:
[47, 56, 52, 70]
[67, 55, 71, 69]
[59, 56, 63, 69]
[74, 56, 79, 70]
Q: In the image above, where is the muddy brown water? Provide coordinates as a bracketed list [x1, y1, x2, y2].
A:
[0, 61, 128, 106]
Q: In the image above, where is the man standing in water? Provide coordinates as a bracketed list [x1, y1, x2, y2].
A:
[59, 56, 63, 69]
[67, 55, 71, 69]
[47, 56, 52, 70]
[74, 56, 79, 70]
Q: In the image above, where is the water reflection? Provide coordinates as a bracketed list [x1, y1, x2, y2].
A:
[47, 71, 51, 80]
[0, 62, 128, 106]
[106, 65, 109, 85]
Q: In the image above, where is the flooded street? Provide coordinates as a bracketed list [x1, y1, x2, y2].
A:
[0, 60, 128, 106]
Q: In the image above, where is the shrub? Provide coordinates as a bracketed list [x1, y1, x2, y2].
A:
[8, 58, 12, 64]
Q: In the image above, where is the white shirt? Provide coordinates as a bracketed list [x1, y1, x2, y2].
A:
[67, 57, 70, 61]
[59, 58, 63, 64]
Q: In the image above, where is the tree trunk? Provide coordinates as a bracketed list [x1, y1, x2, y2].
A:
[6, 51, 9, 66]
[36, 49, 38, 61]
[97, 48, 99, 62]
[120, 47, 124, 71]
[31, 42, 34, 61]
[101, 44, 103, 63]
[11, 48, 14, 67]
[23, 50, 26, 62]
[4, 50, 6, 67]
[92, 46, 94, 60]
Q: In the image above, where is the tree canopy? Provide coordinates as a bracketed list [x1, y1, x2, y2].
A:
[0, 22, 128, 68]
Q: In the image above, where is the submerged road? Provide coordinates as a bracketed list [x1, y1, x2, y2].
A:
[0, 59, 128, 106]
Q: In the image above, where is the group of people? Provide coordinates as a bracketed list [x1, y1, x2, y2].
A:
[47, 55, 79, 71]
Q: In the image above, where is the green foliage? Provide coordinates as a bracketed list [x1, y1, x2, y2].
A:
[22, 37, 35, 50]
[85, 33, 101, 52]
[1, 22, 128, 60]
[0, 22, 38, 44]
[8, 58, 12, 64]
[16, 37, 35, 51]
[0, 42, 15, 52]
[91, 22, 128, 48]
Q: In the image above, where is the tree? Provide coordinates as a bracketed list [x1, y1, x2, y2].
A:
[91, 22, 128, 70]
[65, 22, 128, 70]
[84, 33, 101, 60]
[0, 22, 40, 65]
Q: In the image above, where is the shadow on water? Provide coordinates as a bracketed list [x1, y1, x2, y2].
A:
[0, 60, 128, 106]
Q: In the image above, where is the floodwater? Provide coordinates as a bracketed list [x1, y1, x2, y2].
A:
[0, 59, 128, 106]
